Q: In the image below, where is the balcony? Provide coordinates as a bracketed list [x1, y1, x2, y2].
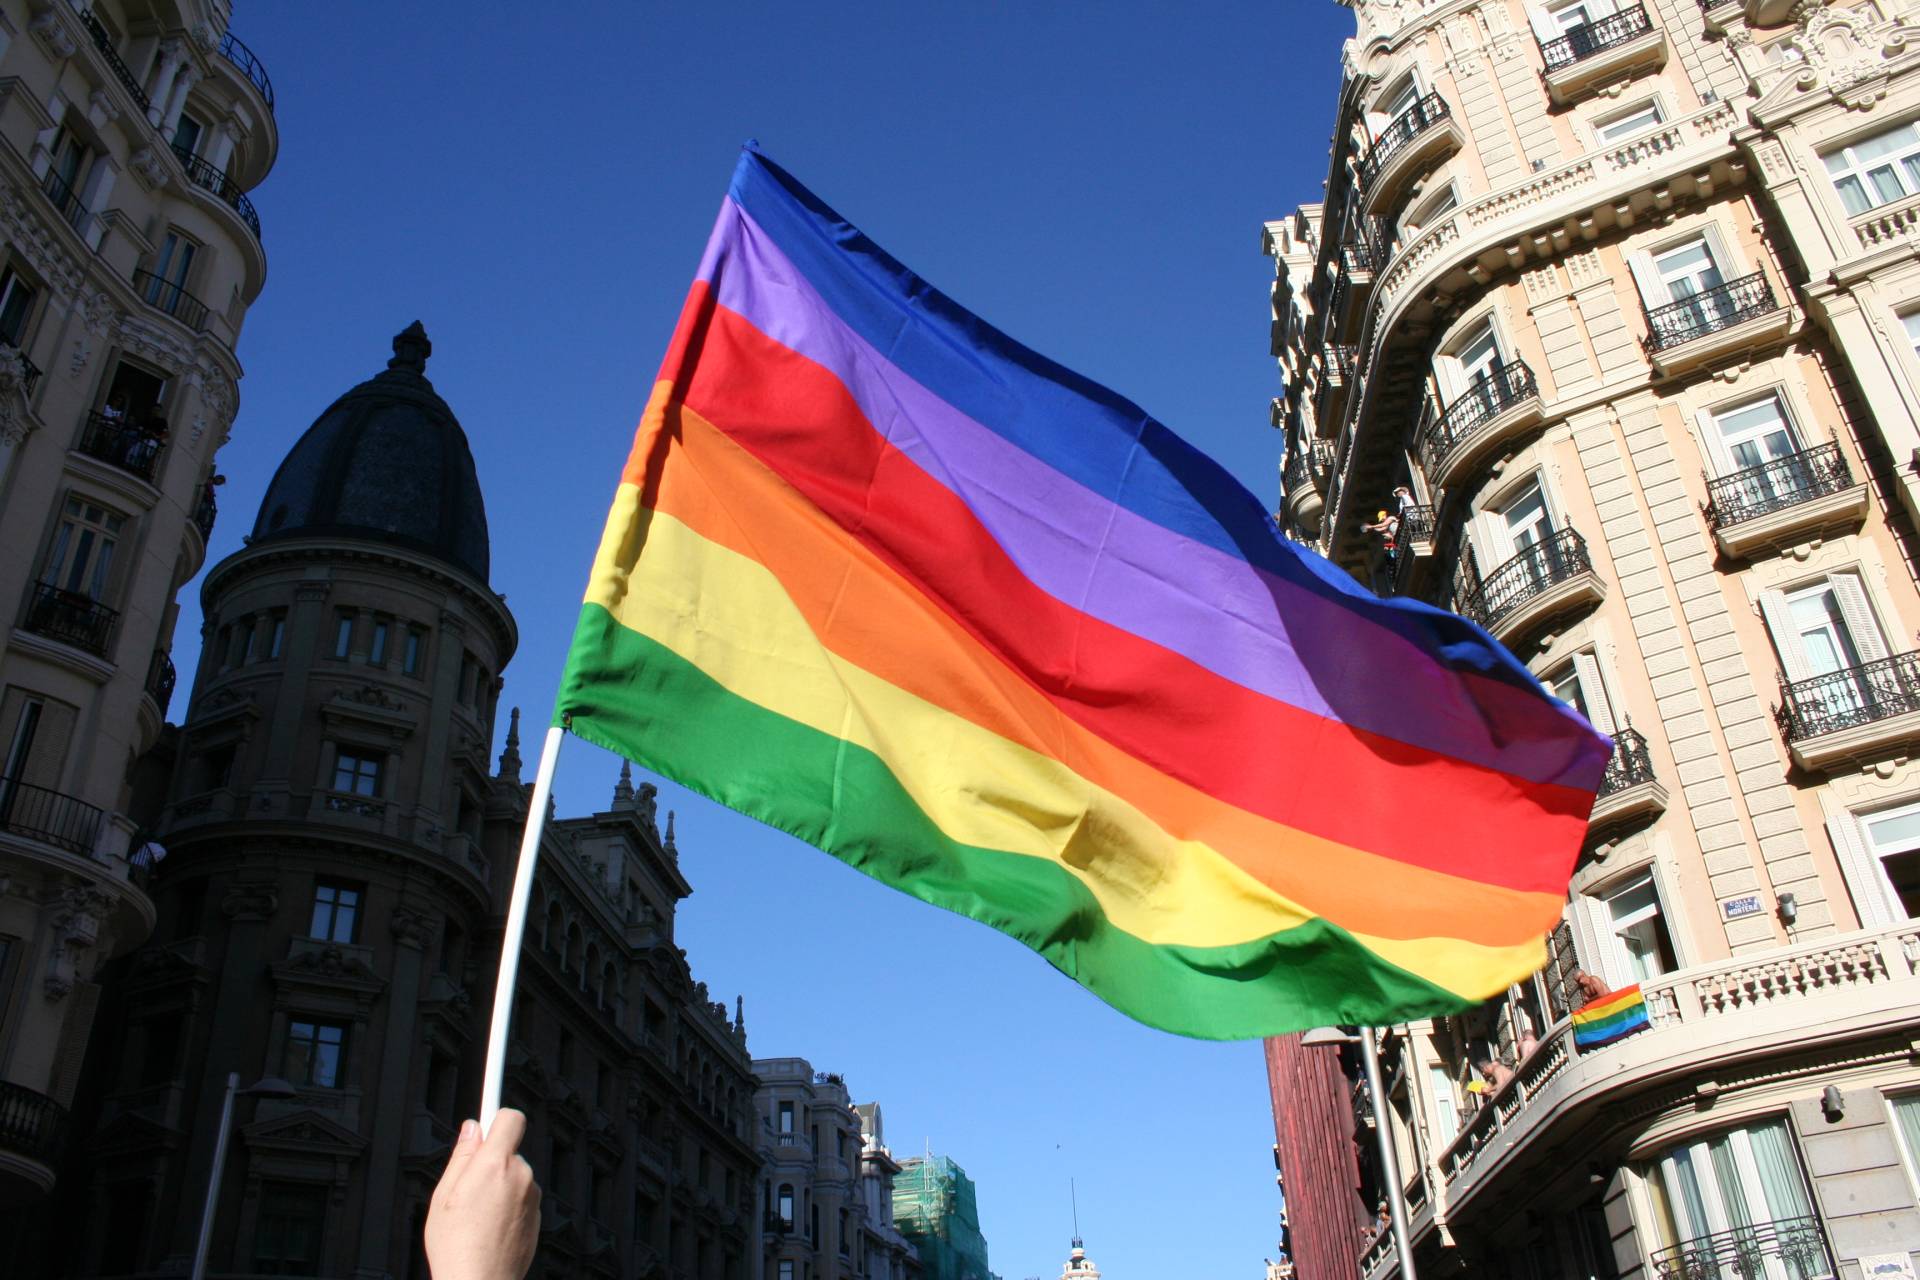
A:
[218, 31, 276, 113]
[1778, 652, 1920, 771]
[23, 583, 117, 658]
[1315, 343, 1357, 429]
[1389, 504, 1436, 596]
[3, 344, 41, 399]
[134, 269, 210, 331]
[1358, 93, 1459, 210]
[145, 651, 176, 717]
[1649, 1217, 1834, 1280]
[193, 489, 218, 543]
[171, 144, 262, 242]
[0, 1079, 69, 1198]
[75, 412, 164, 483]
[1642, 271, 1789, 378]
[39, 166, 87, 234]
[1539, 5, 1665, 106]
[77, 7, 151, 113]
[0, 776, 105, 855]
[1415, 360, 1544, 490]
[1456, 528, 1604, 644]
[1430, 920, 1920, 1235]
[1283, 447, 1326, 537]
[1587, 727, 1666, 830]
[1706, 441, 1868, 559]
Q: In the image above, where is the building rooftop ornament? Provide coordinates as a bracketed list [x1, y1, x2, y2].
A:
[1062, 1236, 1101, 1278]
[613, 760, 635, 809]
[497, 707, 522, 782]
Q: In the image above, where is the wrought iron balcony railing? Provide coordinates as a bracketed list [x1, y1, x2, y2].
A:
[1777, 651, 1920, 742]
[0, 774, 105, 855]
[0, 1080, 69, 1168]
[1416, 360, 1539, 478]
[1643, 271, 1778, 352]
[4, 344, 42, 397]
[24, 582, 118, 657]
[1597, 727, 1655, 797]
[1284, 446, 1312, 497]
[218, 31, 275, 112]
[1457, 528, 1593, 632]
[1326, 342, 1356, 383]
[76, 411, 164, 482]
[146, 650, 177, 715]
[1539, 4, 1654, 71]
[1706, 440, 1852, 529]
[1342, 239, 1374, 275]
[1648, 1215, 1833, 1280]
[194, 489, 218, 542]
[134, 269, 210, 331]
[40, 165, 86, 232]
[171, 144, 262, 241]
[1358, 92, 1450, 191]
[78, 8, 152, 113]
[1311, 439, 1337, 485]
[1397, 502, 1434, 548]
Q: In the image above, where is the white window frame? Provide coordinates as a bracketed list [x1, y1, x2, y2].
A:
[1468, 473, 1552, 576]
[1648, 1118, 1819, 1268]
[1367, 71, 1426, 142]
[1823, 119, 1920, 217]
[1695, 392, 1801, 479]
[1828, 802, 1919, 928]
[1572, 861, 1688, 987]
[1596, 97, 1666, 143]
[1758, 572, 1887, 685]
[43, 495, 126, 602]
[1547, 652, 1620, 736]
[1887, 1092, 1920, 1202]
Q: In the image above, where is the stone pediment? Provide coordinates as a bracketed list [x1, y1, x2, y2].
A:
[85, 1108, 183, 1157]
[319, 683, 416, 740]
[1751, 7, 1920, 122]
[242, 1107, 369, 1155]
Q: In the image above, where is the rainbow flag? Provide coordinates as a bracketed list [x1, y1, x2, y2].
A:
[1571, 985, 1650, 1049]
[554, 148, 1612, 1038]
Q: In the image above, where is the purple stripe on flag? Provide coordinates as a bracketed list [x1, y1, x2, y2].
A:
[699, 198, 1596, 788]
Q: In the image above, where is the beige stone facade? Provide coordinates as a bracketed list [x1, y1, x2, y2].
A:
[755, 1060, 922, 1280]
[1267, 2, 1920, 1277]
[0, 0, 273, 1204]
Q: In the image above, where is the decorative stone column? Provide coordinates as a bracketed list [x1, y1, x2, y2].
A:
[353, 904, 435, 1280]
[144, 38, 188, 128]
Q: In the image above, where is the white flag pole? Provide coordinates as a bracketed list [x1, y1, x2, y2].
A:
[479, 723, 566, 1135]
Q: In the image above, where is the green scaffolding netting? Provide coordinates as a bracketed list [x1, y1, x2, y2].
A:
[893, 1155, 1001, 1280]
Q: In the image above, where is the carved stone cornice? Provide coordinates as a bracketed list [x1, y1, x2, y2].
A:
[391, 905, 436, 951]
[0, 176, 85, 298]
[221, 881, 279, 922]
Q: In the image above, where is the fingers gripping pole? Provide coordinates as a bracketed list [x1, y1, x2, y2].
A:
[479, 725, 566, 1136]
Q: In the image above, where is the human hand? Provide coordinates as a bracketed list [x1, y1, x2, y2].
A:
[425, 1109, 541, 1280]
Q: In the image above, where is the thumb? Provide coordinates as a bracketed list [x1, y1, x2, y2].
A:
[440, 1118, 481, 1182]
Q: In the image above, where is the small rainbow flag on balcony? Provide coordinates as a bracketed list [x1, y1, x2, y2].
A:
[1571, 984, 1651, 1049]
[553, 146, 1612, 1038]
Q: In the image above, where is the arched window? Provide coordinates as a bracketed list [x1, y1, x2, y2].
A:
[584, 942, 602, 997]
[545, 901, 564, 956]
[530, 883, 548, 948]
[564, 923, 583, 975]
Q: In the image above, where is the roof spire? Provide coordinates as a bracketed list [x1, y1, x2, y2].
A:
[612, 760, 635, 809]
[664, 810, 678, 860]
[498, 707, 522, 782]
[388, 320, 431, 375]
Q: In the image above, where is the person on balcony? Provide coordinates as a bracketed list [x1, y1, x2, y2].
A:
[1473, 1053, 1515, 1093]
[1571, 968, 1613, 1008]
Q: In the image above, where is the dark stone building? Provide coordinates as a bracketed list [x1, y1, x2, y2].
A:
[55, 326, 760, 1279]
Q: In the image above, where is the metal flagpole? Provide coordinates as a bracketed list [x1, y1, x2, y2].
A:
[479, 724, 566, 1134]
[1360, 1026, 1419, 1280]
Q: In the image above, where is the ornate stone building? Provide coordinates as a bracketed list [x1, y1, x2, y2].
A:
[756, 1060, 921, 1280]
[0, 0, 274, 1205]
[1266, 1, 1920, 1277]
[47, 326, 759, 1280]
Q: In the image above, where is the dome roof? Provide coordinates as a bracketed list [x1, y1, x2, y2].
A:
[251, 322, 490, 583]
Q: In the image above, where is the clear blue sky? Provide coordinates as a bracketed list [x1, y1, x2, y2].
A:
[183, 4, 1355, 1275]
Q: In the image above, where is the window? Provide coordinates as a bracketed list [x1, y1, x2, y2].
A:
[43, 497, 124, 600]
[1402, 181, 1459, 239]
[144, 232, 198, 316]
[253, 1182, 327, 1276]
[1605, 873, 1676, 983]
[1597, 99, 1665, 142]
[1824, 119, 1920, 216]
[1548, 653, 1619, 737]
[1428, 1064, 1460, 1143]
[778, 1184, 795, 1225]
[1860, 804, 1920, 919]
[1644, 1119, 1822, 1271]
[1905, 310, 1920, 361]
[1653, 236, 1724, 303]
[1708, 395, 1799, 475]
[779, 1264, 795, 1280]
[1545, 0, 1617, 34]
[403, 626, 426, 676]
[0, 266, 37, 348]
[368, 620, 389, 666]
[1892, 1094, 1920, 1197]
[285, 1019, 346, 1088]
[1378, 75, 1423, 127]
[778, 1100, 795, 1133]
[309, 881, 361, 942]
[170, 113, 202, 159]
[1761, 576, 1887, 695]
[197, 742, 236, 792]
[42, 124, 91, 229]
[269, 614, 286, 659]
[332, 613, 353, 659]
[4, 698, 44, 785]
[332, 750, 381, 797]
[239, 617, 258, 665]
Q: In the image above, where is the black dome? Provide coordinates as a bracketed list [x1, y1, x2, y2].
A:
[252, 322, 490, 583]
